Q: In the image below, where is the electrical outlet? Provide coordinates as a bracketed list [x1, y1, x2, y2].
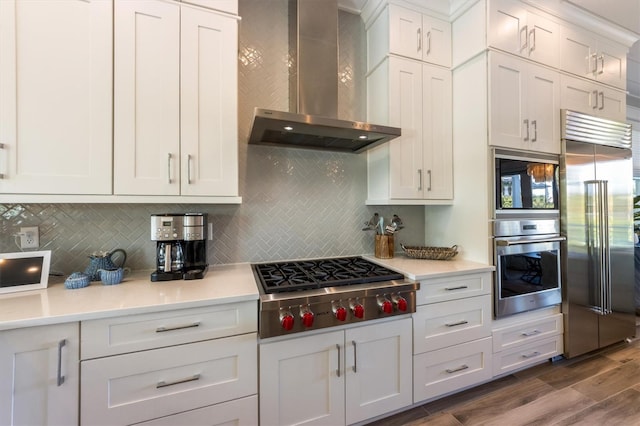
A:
[20, 226, 39, 249]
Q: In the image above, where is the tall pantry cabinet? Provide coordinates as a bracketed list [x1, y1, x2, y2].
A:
[0, 0, 112, 194]
[114, 0, 239, 197]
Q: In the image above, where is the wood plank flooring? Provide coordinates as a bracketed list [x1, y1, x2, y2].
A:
[368, 325, 640, 426]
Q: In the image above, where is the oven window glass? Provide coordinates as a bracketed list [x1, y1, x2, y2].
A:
[499, 249, 560, 298]
[496, 158, 558, 210]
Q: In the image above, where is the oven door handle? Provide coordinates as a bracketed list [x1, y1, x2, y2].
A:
[495, 236, 566, 246]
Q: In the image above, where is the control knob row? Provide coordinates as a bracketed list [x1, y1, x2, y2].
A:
[279, 295, 408, 331]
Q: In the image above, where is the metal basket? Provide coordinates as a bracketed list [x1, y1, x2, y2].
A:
[401, 244, 458, 260]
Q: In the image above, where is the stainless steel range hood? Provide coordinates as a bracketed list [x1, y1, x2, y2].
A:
[247, 0, 400, 154]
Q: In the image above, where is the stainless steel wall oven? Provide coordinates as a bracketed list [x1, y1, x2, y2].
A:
[493, 219, 564, 317]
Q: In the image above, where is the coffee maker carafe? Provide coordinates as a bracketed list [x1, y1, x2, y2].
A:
[150, 213, 208, 281]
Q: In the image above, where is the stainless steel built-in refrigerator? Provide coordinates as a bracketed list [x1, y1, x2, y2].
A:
[561, 110, 635, 358]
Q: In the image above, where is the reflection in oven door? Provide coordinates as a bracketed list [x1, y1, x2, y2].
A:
[495, 239, 562, 317]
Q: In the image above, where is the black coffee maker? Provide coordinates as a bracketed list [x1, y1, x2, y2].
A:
[150, 213, 208, 281]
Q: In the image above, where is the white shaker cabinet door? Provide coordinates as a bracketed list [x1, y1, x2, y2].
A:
[388, 57, 423, 199]
[180, 6, 238, 196]
[345, 318, 413, 425]
[260, 331, 345, 426]
[0, 0, 112, 194]
[114, 0, 181, 195]
[0, 323, 79, 426]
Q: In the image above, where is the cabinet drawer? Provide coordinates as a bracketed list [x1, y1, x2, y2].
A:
[413, 337, 492, 403]
[413, 295, 492, 354]
[492, 313, 563, 352]
[416, 273, 491, 305]
[81, 301, 257, 359]
[135, 395, 257, 426]
[493, 334, 563, 377]
[81, 332, 257, 426]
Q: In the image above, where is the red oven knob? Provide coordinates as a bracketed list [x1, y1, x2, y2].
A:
[280, 310, 294, 331]
[377, 296, 393, 314]
[393, 295, 408, 312]
[352, 303, 365, 319]
[333, 304, 348, 321]
[300, 306, 315, 327]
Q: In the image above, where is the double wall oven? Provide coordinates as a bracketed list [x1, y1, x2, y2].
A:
[493, 149, 564, 317]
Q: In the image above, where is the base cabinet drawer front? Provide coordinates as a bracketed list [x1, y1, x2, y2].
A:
[81, 301, 257, 359]
[413, 295, 492, 353]
[416, 272, 491, 305]
[133, 395, 257, 426]
[81, 333, 257, 426]
[492, 313, 563, 352]
[493, 335, 563, 377]
[414, 337, 493, 403]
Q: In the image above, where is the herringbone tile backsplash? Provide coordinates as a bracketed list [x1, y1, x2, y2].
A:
[0, 0, 425, 275]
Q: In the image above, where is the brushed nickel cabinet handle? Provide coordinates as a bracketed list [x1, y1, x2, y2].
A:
[445, 320, 469, 327]
[426, 31, 431, 55]
[0, 143, 5, 179]
[522, 351, 541, 359]
[446, 364, 469, 374]
[523, 119, 529, 141]
[427, 169, 432, 191]
[156, 322, 201, 333]
[529, 27, 536, 53]
[445, 285, 469, 291]
[57, 339, 66, 386]
[598, 55, 604, 75]
[521, 329, 540, 337]
[417, 28, 422, 52]
[352, 340, 358, 373]
[167, 153, 172, 184]
[157, 374, 200, 389]
[592, 90, 599, 109]
[336, 344, 341, 377]
[520, 25, 528, 52]
[599, 91, 604, 110]
[531, 120, 537, 142]
[418, 169, 423, 191]
[187, 154, 193, 184]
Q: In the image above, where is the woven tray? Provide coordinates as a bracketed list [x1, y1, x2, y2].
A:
[401, 244, 458, 260]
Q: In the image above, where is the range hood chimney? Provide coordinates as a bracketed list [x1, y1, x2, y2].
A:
[247, 0, 400, 154]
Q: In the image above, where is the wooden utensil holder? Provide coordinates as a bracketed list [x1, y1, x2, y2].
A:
[375, 234, 394, 259]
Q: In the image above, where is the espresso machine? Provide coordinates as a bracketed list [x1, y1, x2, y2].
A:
[150, 213, 208, 281]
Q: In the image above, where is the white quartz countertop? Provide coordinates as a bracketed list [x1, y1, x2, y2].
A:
[0, 263, 259, 331]
[364, 254, 495, 280]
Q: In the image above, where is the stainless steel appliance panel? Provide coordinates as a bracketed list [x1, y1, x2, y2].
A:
[561, 115, 635, 358]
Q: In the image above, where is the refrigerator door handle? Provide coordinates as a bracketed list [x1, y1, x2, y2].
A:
[600, 180, 612, 314]
[586, 180, 607, 315]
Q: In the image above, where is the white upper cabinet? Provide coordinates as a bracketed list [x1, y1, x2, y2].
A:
[368, 4, 451, 69]
[560, 74, 626, 122]
[488, 0, 560, 68]
[0, 0, 112, 194]
[489, 51, 560, 154]
[560, 25, 627, 90]
[114, 0, 238, 197]
[367, 57, 453, 203]
[114, 0, 180, 196]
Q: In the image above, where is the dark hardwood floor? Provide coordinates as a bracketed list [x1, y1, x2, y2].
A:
[369, 323, 640, 425]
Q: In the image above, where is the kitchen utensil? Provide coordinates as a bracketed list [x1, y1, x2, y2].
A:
[85, 249, 127, 281]
[391, 214, 404, 230]
[362, 213, 379, 231]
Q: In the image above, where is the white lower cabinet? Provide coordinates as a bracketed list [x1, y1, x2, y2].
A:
[414, 337, 493, 402]
[259, 318, 412, 426]
[80, 302, 258, 426]
[0, 323, 79, 426]
[491, 308, 563, 377]
[412, 272, 493, 404]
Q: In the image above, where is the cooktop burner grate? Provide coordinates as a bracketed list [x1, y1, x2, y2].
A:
[252, 256, 404, 294]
